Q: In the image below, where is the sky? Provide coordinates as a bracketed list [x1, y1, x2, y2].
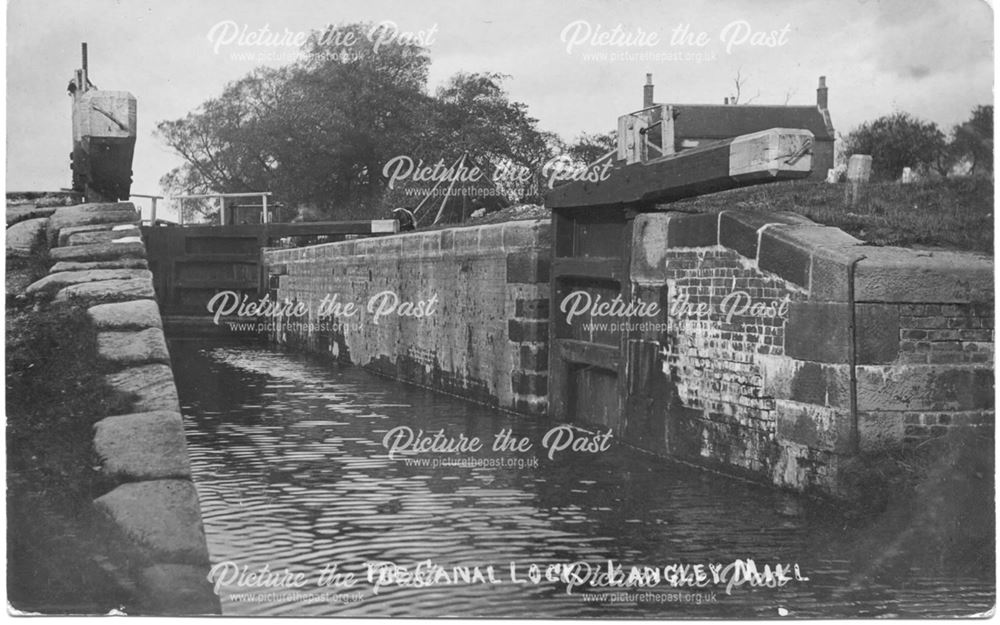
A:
[5, 0, 995, 220]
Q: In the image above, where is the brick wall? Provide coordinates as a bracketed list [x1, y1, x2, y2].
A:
[262, 220, 550, 414]
[629, 210, 994, 495]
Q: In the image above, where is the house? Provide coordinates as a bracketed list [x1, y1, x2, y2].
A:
[639, 75, 835, 179]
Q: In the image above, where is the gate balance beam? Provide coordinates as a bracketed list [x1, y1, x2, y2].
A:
[546, 128, 814, 209]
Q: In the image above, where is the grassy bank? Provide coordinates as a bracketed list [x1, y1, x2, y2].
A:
[672, 176, 993, 254]
[460, 177, 992, 255]
[840, 427, 995, 582]
[6, 275, 136, 612]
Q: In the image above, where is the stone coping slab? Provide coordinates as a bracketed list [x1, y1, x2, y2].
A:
[89, 299, 163, 330]
[105, 364, 181, 414]
[94, 480, 210, 565]
[93, 411, 191, 482]
[97, 328, 171, 366]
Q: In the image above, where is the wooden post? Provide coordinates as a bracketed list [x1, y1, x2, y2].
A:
[844, 154, 872, 207]
[661, 105, 675, 156]
[150, 197, 157, 223]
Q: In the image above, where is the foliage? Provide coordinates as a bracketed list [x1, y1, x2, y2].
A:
[950, 104, 993, 175]
[156, 23, 556, 223]
[565, 131, 617, 164]
[843, 112, 946, 180]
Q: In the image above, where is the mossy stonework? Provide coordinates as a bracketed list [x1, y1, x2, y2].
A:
[264, 210, 992, 499]
[6, 192, 218, 615]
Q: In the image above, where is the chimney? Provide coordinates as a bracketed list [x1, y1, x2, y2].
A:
[724, 97, 730, 105]
[817, 76, 828, 109]
[643, 73, 654, 107]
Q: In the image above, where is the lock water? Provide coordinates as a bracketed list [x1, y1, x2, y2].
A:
[172, 340, 994, 617]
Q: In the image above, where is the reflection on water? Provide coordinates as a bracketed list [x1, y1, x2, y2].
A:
[171, 340, 994, 618]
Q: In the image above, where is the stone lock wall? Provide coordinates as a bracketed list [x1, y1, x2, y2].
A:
[628, 210, 994, 494]
[8, 195, 218, 614]
[263, 219, 551, 414]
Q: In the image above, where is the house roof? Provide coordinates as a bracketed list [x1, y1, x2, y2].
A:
[658, 104, 835, 141]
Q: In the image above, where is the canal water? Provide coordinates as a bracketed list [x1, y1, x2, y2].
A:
[171, 340, 994, 618]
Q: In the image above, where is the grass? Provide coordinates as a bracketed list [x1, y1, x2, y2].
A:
[6, 287, 138, 613]
[671, 176, 994, 254]
[458, 177, 992, 255]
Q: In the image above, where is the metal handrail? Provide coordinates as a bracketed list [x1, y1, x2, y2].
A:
[170, 192, 273, 225]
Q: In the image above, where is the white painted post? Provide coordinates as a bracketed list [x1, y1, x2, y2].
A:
[150, 197, 157, 223]
[218, 195, 225, 226]
[262, 193, 269, 224]
[845, 154, 872, 207]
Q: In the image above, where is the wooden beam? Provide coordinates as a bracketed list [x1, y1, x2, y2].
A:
[552, 257, 622, 281]
[554, 339, 620, 371]
[144, 221, 399, 237]
[546, 128, 814, 209]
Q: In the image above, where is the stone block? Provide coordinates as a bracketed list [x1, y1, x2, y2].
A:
[88, 299, 163, 330]
[421, 231, 442, 254]
[97, 328, 171, 366]
[66, 225, 141, 246]
[401, 232, 423, 255]
[758, 354, 851, 408]
[855, 303, 900, 364]
[53, 278, 156, 306]
[718, 211, 811, 260]
[857, 411, 907, 451]
[785, 301, 850, 363]
[25, 269, 151, 297]
[454, 228, 479, 251]
[7, 205, 57, 227]
[478, 223, 503, 249]
[807, 245, 864, 302]
[440, 229, 454, 251]
[857, 365, 994, 412]
[519, 344, 549, 371]
[512, 371, 548, 395]
[506, 252, 549, 284]
[508, 319, 548, 343]
[632, 212, 717, 283]
[502, 219, 550, 250]
[49, 240, 147, 263]
[93, 411, 191, 482]
[105, 364, 180, 413]
[49, 258, 149, 273]
[854, 247, 994, 303]
[514, 298, 549, 319]
[759, 224, 860, 289]
[775, 399, 853, 452]
[6, 217, 48, 257]
[47, 202, 138, 244]
[94, 480, 210, 565]
[57, 221, 140, 247]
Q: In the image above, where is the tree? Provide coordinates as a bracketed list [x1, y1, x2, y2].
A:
[950, 105, 993, 175]
[729, 68, 759, 105]
[843, 112, 946, 180]
[565, 131, 617, 164]
[157, 23, 554, 224]
[157, 22, 434, 220]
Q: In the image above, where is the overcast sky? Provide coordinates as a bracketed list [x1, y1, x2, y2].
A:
[5, 0, 994, 219]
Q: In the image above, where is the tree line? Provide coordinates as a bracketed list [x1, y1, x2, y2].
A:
[842, 105, 992, 181]
[157, 22, 612, 223]
[158, 23, 991, 222]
